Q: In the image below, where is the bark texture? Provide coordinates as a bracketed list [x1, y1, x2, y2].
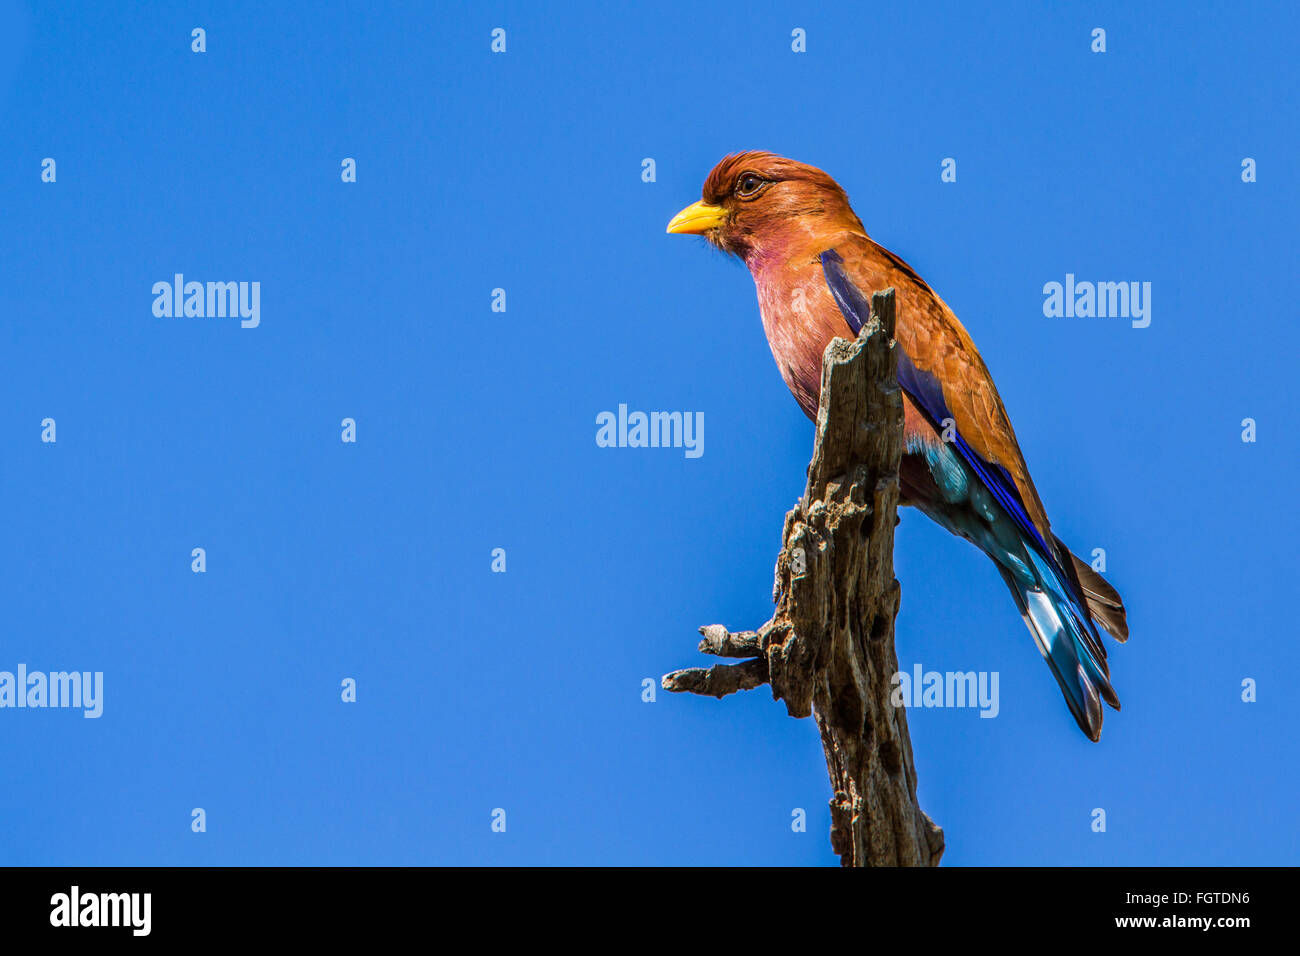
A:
[663, 289, 944, 867]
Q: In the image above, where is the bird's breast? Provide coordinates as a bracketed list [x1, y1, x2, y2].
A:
[752, 258, 851, 421]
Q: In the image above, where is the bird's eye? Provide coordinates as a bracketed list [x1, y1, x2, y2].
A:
[735, 173, 767, 197]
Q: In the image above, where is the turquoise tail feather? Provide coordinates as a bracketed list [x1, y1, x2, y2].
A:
[997, 548, 1118, 741]
[902, 423, 1121, 740]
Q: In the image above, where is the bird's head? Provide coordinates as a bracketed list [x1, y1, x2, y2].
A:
[666, 151, 863, 264]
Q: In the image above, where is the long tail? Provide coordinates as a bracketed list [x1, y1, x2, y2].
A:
[899, 433, 1127, 740]
[821, 252, 1128, 737]
[995, 543, 1120, 741]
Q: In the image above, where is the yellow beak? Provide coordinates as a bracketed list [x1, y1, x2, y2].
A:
[666, 201, 727, 235]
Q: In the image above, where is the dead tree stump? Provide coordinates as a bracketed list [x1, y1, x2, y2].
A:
[663, 289, 944, 867]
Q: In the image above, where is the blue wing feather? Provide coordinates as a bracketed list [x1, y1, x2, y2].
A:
[820, 249, 1087, 601]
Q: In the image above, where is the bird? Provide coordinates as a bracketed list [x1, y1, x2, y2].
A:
[667, 151, 1128, 741]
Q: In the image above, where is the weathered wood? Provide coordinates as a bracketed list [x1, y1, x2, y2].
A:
[663, 289, 944, 867]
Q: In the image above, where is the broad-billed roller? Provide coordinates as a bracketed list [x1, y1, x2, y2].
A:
[667, 152, 1129, 741]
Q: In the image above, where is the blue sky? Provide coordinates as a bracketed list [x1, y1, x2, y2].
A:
[0, 0, 1295, 865]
